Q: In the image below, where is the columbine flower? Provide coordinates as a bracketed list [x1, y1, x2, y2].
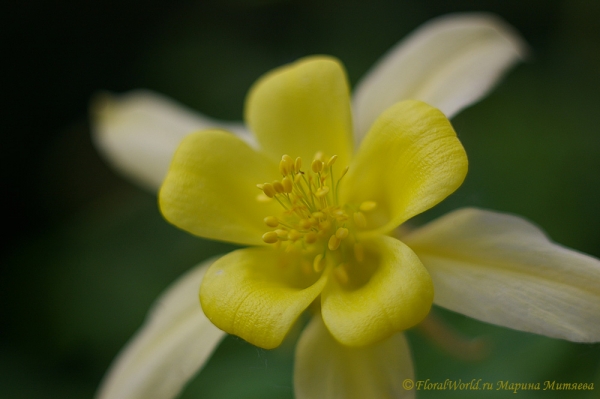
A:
[92, 13, 600, 399]
[162, 56, 464, 350]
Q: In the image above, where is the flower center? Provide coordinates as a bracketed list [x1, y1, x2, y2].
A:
[257, 153, 377, 284]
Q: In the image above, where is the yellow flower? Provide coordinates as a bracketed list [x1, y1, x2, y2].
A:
[93, 13, 599, 399]
[159, 55, 466, 349]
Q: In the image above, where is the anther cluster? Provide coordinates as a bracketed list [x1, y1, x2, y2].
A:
[257, 154, 377, 283]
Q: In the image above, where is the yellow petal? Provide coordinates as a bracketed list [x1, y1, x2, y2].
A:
[404, 208, 600, 342]
[295, 316, 414, 399]
[245, 56, 353, 167]
[200, 247, 328, 349]
[96, 258, 225, 399]
[321, 235, 433, 346]
[91, 90, 252, 192]
[159, 129, 280, 246]
[341, 100, 467, 236]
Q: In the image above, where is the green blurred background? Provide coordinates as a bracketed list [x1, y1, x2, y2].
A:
[2, 0, 599, 398]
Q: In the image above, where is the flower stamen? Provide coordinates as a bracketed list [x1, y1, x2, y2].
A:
[328, 235, 342, 251]
[262, 231, 279, 244]
[258, 154, 377, 280]
[264, 216, 279, 227]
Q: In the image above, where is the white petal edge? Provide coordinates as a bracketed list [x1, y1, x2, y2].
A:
[91, 90, 253, 192]
[403, 208, 600, 342]
[96, 257, 226, 399]
[352, 13, 527, 142]
[294, 316, 415, 399]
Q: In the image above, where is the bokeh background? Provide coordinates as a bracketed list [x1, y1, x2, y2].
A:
[2, 0, 599, 398]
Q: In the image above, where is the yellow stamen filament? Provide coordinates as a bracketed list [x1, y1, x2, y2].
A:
[339, 166, 349, 179]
